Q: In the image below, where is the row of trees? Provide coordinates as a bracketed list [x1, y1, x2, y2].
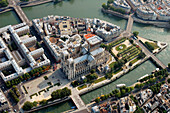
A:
[23, 87, 71, 111]
[71, 70, 98, 87]
[149, 81, 165, 94]
[5, 65, 51, 88]
[51, 87, 71, 100]
[95, 86, 134, 103]
[135, 77, 165, 90]
[0, 0, 8, 8]
[100, 38, 126, 51]
[86, 73, 98, 83]
[9, 86, 20, 103]
[110, 6, 126, 14]
[23, 101, 39, 111]
[139, 69, 168, 83]
[105, 72, 112, 79]
[102, 1, 126, 14]
[145, 42, 155, 52]
[135, 70, 167, 94]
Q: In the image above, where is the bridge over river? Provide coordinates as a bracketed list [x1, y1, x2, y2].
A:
[124, 12, 166, 69]
[9, 1, 31, 26]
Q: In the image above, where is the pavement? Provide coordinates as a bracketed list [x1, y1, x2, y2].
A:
[22, 69, 70, 102]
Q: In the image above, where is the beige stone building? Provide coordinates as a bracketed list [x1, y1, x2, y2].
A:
[61, 47, 110, 80]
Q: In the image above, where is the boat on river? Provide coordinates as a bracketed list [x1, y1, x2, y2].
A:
[116, 84, 126, 88]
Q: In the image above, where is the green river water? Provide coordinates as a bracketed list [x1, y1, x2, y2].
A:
[0, 0, 169, 112]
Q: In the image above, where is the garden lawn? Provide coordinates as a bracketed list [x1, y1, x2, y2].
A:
[78, 84, 87, 90]
[93, 77, 106, 84]
[109, 62, 116, 69]
[130, 58, 139, 65]
[148, 42, 159, 49]
[115, 44, 126, 51]
[113, 68, 123, 74]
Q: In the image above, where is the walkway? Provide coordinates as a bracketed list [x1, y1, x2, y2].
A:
[70, 88, 86, 110]
[126, 14, 134, 33]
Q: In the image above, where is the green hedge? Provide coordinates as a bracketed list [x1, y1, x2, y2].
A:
[30, 93, 38, 99]
[38, 89, 46, 95]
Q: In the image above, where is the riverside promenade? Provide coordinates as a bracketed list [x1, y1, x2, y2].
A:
[101, 8, 170, 29]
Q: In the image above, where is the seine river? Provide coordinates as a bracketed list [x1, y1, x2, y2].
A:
[0, 0, 169, 112]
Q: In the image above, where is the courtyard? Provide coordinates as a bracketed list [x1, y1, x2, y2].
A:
[22, 69, 70, 102]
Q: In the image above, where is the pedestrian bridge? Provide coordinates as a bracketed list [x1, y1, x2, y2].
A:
[126, 14, 134, 33]
[13, 6, 30, 25]
[70, 88, 86, 110]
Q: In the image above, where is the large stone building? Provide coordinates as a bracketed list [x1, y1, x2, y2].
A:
[9, 25, 50, 69]
[0, 38, 24, 81]
[136, 6, 157, 20]
[0, 23, 50, 81]
[94, 18, 121, 41]
[112, 0, 131, 13]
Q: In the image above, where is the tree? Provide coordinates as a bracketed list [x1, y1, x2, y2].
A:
[33, 101, 38, 107]
[138, 52, 145, 59]
[121, 89, 126, 95]
[105, 73, 112, 79]
[90, 69, 96, 74]
[102, 3, 108, 9]
[126, 87, 131, 93]
[100, 43, 107, 48]
[100, 95, 107, 101]
[130, 87, 134, 91]
[168, 78, 170, 83]
[107, 0, 113, 4]
[115, 92, 121, 98]
[168, 63, 170, 69]
[23, 101, 33, 111]
[129, 62, 132, 66]
[51, 87, 71, 100]
[36, 42, 41, 48]
[95, 97, 100, 103]
[145, 42, 154, 52]
[129, 39, 133, 44]
[39, 100, 47, 106]
[135, 84, 140, 88]
[0, 0, 8, 8]
[133, 31, 139, 37]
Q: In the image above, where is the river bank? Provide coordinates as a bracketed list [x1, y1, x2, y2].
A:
[25, 97, 71, 113]
[0, 0, 53, 14]
[101, 8, 170, 29]
[0, 7, 12, 14]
